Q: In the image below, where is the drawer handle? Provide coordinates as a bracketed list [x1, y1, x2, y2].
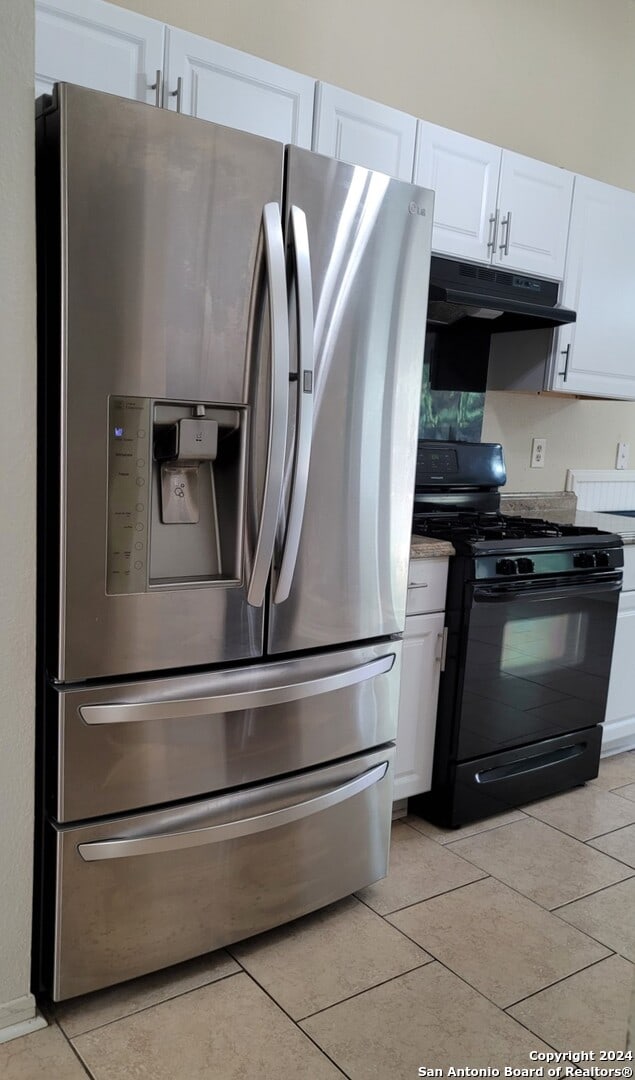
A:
[408, 582, 429, 589]
[77, 761, 389, 861]
[79, 654, 395, 725]
[476, 743, 585, 784]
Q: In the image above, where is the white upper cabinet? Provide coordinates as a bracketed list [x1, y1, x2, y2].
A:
[414, 121, 573, 278]
[546, 176, 635, 399]
[313, 84, 417, 181]
[495, 151, 573, 278]
[414, 121, 500, 263]
[163, 28, 314, 146]
[35, 0, 164, 104]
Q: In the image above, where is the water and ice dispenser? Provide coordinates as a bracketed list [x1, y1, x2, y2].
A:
[106, 397, 246, 593]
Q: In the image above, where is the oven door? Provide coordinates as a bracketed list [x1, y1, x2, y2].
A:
[457, 572, 622, 761]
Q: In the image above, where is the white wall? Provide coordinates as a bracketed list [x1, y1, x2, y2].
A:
[482, 392, 635, 493]
[0, 0, 38, 1032]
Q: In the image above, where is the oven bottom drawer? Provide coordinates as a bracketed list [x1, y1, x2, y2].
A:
[415, 727, 601, 828]
[46, 746, 394, 1001]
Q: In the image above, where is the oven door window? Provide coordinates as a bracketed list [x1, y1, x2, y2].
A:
[457, 576, 621, 761]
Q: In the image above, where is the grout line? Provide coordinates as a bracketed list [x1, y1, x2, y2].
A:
[585, 821, 635, 845]
[54, 1020, 97, 1080]
[402, 813, 529, 846]
[355, 875, 491, 920]
[548, 908, 632, 956]
[295, 959, 434, 1023]
[502, 952, 617, 1012]
[552, 874, 635, 913]
[55, 967, 243, 1040]
[521, 809, 635, 846]
[436, 819, 635, 911]
[496, 1006, 561, 1052]
[225, 969, 352, 1078]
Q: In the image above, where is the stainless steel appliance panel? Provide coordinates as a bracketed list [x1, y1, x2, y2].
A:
[55, 640, 401, 821]
[47, 85, 284, 680]
[49, 746, 394, 1000]
[268, 148, 433, 654]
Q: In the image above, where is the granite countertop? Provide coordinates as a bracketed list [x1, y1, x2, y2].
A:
[410, 535, 454, 559]
[501, 491, 635, 545]
[572, 510, 635, 544]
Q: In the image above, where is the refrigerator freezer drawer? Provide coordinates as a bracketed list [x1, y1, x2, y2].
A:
[54, 641, 401, 821]
[47, 746, 394, 1000]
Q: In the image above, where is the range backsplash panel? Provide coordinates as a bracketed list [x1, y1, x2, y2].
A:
[419, 338, 485, 442]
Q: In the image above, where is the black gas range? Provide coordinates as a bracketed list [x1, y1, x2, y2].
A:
[409, 440, 623, 828]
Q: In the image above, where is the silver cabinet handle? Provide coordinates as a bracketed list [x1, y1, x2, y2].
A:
[487, 210, 499, 257]
[559, 343, 571, 381]
[407, 581, 429, 589]
[499, 211, 512, 256]
[79, 653, 395, 725]
[436, 626, 449, 671]
[274, 206, 314, 604]
[169, 75, 182, 113]
[248, 203, 290, 606]
[77, 761, 389, 860]
[150, 69, 162, 108]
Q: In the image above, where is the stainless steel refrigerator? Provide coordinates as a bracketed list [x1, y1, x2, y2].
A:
[35, 83, 433, 1000]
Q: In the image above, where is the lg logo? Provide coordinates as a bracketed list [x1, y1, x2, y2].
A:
[408, 201, 427, 217]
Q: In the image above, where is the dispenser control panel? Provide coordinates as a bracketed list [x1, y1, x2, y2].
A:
[106, 396, 151, 594]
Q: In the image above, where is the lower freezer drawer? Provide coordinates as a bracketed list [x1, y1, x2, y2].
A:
[54, 640, 400, 821]
[47, 746, 394, 1001]
[450, 727, 602, 826]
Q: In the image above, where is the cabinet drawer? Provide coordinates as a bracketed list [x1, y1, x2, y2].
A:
[406, 558, 448, 614]
[46, 747, 394, 1000]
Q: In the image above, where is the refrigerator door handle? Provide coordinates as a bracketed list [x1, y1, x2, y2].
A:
[247, 202, 290, 607]
[79, 653, 396, 725]
[77, 761, 389, 860]
[274, 205, 315, 604]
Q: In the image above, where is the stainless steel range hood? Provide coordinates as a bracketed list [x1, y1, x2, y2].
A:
[427, 256, 576, 332]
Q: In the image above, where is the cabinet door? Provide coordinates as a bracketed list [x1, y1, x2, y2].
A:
[413, 120, 500, 263]
[495, 150, 573, 278]
[548, 177, 635, 398]
[313, 84, 417, 181]
[35, 0, 164, 103]
[163, 28, 314, 146]
[394, 611, 445, 801]
[604, 590, 635, 746]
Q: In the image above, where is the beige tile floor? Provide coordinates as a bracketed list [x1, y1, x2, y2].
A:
[3, 751, 635, 1079]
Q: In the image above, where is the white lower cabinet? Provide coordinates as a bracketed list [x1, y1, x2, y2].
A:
[604, 550, 635, 753]
[394, 557, 449, 801]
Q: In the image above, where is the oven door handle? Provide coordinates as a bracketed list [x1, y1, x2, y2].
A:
[474, 578, 622, 604]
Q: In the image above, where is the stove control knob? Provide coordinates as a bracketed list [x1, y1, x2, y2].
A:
[573, 552, 595, 568]
[496, 558, 518, 576]
[517, 557, 535, 574]
[595, 550, 610, 567]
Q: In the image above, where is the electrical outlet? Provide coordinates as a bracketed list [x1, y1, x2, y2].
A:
[616, 442, 630, 470]
[530, 437, 546, 468]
